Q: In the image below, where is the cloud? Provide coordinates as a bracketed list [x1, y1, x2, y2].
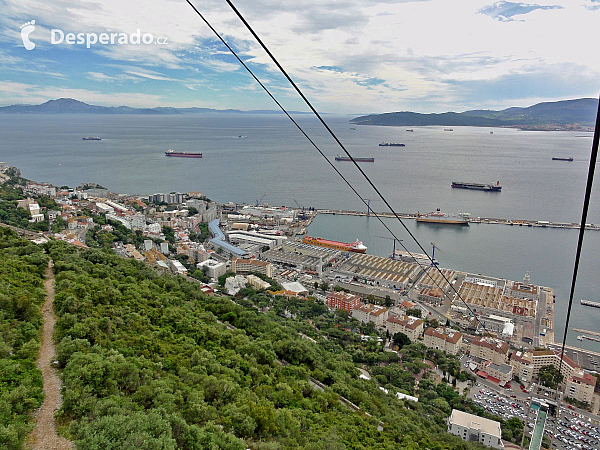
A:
[0, 0, 599, 113]
[479, 1, 563, 22]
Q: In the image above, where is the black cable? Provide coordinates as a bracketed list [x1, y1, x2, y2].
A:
[184, 0, 492, 334]
[557, 96, 600, 377]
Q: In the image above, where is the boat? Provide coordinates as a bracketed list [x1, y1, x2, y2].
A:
[349, 127, 357, 130]
[302, 236, 367, 253]
[580, 299, 600, 308]
[335, 155, 374, 162]
[379, 142, 405, 147]
[577, 335, 583, 341]
[165, 149, 203, 158]
[82, 136, 101, 141]
[444, 128, 454, 132]
[451, 181, 502, 192]
[552, 157, 573, 161]
[406, 129, 414, 132]
[490, 131, 494, 134]
[416, 209, 470, 225]
[238, 135, 247, 138]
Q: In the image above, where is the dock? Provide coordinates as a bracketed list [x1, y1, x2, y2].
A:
[573, 328, 600, 337]
[315, 210, 600, 231]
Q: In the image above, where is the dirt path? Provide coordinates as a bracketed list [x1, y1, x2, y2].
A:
[29, 261, 73, 450]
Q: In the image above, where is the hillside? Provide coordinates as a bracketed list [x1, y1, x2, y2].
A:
[23, 238, 492, 449]
[351, 98, 598, 130]
[0, 98, 307, 115]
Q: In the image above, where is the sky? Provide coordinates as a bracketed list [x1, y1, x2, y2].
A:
[0, 0, 599, 113]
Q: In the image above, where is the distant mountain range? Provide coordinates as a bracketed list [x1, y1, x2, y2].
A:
[0, 98, 308, 115]
[350, 98, 598, 130]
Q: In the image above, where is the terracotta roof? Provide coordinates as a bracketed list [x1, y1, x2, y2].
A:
[571, 373, 597, 387]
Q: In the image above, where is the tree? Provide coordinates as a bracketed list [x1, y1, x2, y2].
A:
[319, 281, 329, 291]
[384, 295, 393, 307]
[187, 207, 199, 216]
[392, 332, 411, 350]
[405, 308, 421, 318]
[538, 365, 563, 389]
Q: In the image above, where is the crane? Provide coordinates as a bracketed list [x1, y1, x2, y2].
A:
[362, 198, 379, 217]
[255, 192, 267, 207]
[292, 198, 306, 220]
[430, 242, 441, 266]
[375, 236, 403, 259]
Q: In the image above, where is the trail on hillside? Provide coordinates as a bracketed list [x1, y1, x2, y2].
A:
[29, 261, 73, 450]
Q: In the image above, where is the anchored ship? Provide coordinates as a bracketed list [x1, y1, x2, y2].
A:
[452, 181, 502, 192]
[580, 299, 600, 308]
[302, 236, 367, 253]
[379, 142, 405, 147]
[335, 155, 375, 162]
[165, 149, 203, 158]
[552, 157, 573, 161]
[406, 129, 414, 132]
[82, 136, 101, 141]
[416, 209, 470, 225]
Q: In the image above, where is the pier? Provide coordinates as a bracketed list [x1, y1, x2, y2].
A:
[573, 328, 600, 338]
[580, 299, 600, 308]
[315, 209, 600, 231]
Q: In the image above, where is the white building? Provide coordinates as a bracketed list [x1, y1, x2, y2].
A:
[197, 259, 227, 279]
[96, 202, 115, 214]
[448, 409, 503, 449]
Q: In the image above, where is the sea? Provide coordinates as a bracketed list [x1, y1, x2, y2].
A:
[1, 113, 598, 351]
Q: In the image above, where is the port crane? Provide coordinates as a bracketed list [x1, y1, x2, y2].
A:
[375, 236, 403, 259]
[255, 192, 267, 207]
[430, 242, 441, 266]
[362, 198, 379, 217]
[292, 198, 307, 220]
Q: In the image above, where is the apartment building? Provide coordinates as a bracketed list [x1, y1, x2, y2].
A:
[351, 304, 389, 327]
[385, 315, 424, 342]
[424, 327, 463, 355]
[565, 373, 596, 404]
[326, 292, 362, 312]
[470, 338, 509, 365]
[231, 257, 273, 278]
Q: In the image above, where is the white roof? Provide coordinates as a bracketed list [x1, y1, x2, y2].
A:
[281, 281, 308, 293]
[449, 409, 501, 438]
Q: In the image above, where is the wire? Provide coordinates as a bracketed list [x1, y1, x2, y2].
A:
[557, 97, 600, 377]
[184, 0, 492, 334]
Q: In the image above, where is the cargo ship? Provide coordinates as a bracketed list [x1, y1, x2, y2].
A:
[416, 209, 470, 225]
[451, 181, 502, 192]
[335, 155, 374, 162]
[444, 129, 454, 132]
[82, 136, 101, 141]
[552, 157, 573, 161]
[580, 299, 600, 308]
[302, 236, 367, 253]
[165, 149, 203, 158]
[406, 129, 414, 132]
[379, 142, 405, 147]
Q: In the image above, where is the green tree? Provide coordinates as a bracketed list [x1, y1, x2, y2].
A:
[392, 332, 411, 350]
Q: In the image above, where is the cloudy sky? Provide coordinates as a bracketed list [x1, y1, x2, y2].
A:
[0, 0, 599, 113]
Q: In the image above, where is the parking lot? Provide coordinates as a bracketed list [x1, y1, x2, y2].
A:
[468, 384, 599, 450]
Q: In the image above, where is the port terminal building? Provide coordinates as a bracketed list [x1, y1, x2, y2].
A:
[336, 253, 424, 291]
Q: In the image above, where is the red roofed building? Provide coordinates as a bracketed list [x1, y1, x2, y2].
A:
[326, 292, 362, 312]
[385, 315, 424, 342]
[424, 327, 463, 355]
[470, 337, 509, 365]
[532, 349, 580, 380]
[566, 373, 596, 404]
[351, 304, 389, 327]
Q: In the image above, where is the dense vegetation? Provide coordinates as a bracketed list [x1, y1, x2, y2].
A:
[0, 228, 48, 449]
[45, 241, 487, 449]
